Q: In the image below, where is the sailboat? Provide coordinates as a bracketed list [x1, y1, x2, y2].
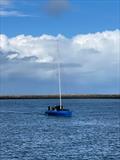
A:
[45, 40, 72, 117]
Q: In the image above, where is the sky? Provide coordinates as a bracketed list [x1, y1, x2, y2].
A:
[0, 0, 120, 95]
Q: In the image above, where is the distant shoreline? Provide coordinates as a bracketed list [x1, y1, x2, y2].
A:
[0, 94, 120, 99]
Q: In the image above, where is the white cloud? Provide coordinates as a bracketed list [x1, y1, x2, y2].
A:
[0, 10, 29, 17]
[0, 0, 29, 17]
[0, 0, 10, 6]
[0, 30, 120, 84]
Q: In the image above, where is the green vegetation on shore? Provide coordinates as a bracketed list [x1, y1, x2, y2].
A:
[0, 94, 120, 99]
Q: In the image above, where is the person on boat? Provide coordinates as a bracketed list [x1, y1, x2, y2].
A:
[52, 107, 55, 110]
[61, 106, 64, 110]
[48, 105, 64, 111]
[55, 105, 64, 110]
[48, 106, 50, 111]
[57, 105, 61, 110]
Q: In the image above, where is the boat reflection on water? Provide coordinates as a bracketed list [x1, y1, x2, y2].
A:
[45, 105, 72, 117]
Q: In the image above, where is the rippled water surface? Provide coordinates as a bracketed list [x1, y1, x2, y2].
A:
[0, 99, 120, 160]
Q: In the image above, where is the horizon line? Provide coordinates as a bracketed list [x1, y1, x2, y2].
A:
[0, 94, 120, 99]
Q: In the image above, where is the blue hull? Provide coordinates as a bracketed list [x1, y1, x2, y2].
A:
[45, 110, 72, 117]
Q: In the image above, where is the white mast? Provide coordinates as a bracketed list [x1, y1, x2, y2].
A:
[57, 39, 62, 109]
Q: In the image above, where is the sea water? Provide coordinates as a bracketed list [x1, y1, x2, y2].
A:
[0, 99, 120, 160]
